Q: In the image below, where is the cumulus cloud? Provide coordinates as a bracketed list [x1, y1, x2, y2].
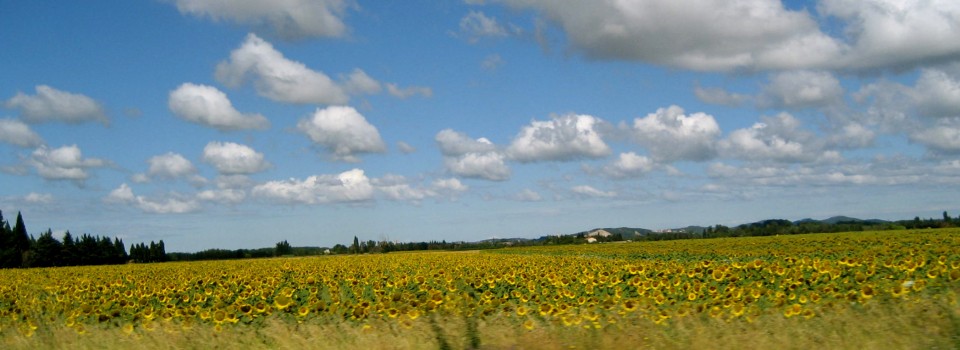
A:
[216, 34, 430, 104]
[216, 33, 349, 104]
[385, 83, 433, 99]
[444, 152, 510, 181]
[374, 174, 433, 202]
[5, 85, 108, 124]
[171, 0, 352, 39]
[497, 0, 840, 71]
[435, 129, 510, 181]
[602, 152, 656, 178]
[702, 157, 956, 188]
[30, 145, 108, 182]
[758, 70, 844, 109]
[252, 168, 374, 204]
[719, 113, 839, 163]
[432, 178, 469, 194]
[910, 119, 960, 154]
[507, 114, 610, 162]
[818, 0, 960, 71]
[168, 83, 269, 131]
[373, 175, 469, 202]
[628, 105, 720, 162]
[911, 68, 960, 118]
[139, 152, 198, 181]
[196, 188, 247, 204]
[852, 67, 960, 153]
[201, 141, 269, 175]
[105, 183, 201, 214]
[396, 141, 417, 154]
[24, 192, 54, 204]
[436, 129, 497, 156]
[496, 0, 960, 72]
[571, 185, 616, 198]
[297, 106, 386, 162]
[342, 69, 382, 95]
[694, 86, 749, 107]
[514, 189, 542, 201]
[0, 119, 44, 147]
[459, 11, 508, 42]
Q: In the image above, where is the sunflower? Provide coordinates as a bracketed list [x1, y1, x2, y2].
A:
[297, 306, 310, 317]
[622, 300, 638, 312]
[213, 310, 227, 324]
[274, 295, 294, 310]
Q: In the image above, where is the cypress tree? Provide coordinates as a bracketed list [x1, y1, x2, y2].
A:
[12, 212, 29, 267]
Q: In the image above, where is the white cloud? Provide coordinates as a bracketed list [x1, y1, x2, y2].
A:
[215, 34, 429, 104]
[432, 178, 469, 194]
[297, 106, 386, 162]
[507, 114, 610, 162]
[498, 0, 960, 72]
[446, 152, 511, 181]
[694, 86, 749, 107]
[818, 0, 960, 71]
[168, 83, 269, 131]
[910, 120, 960, 154]
[436, 129, 510, 181]
[105, 183, 201, 214]
[202, 141, 269, 175]
[171, 0, 352, 39]
[396, 141, 417, 154]
[216, 33, 349, 105]
[373, 174, 468, 202]
[602, 152, 656, 178]
[498, 0, 840, 71]
[385, 83, 433, 99]
[0, 118, 44, 147]
[196, 188, 247, 204]
[24, 192, 53, 204]
[142, 152, 197, 180]
[629, 105, 720, 162]
[374, 174, 434, 202]
[571, 185, 616, 198]
[828, 123, 875, 149]
[5, 85, 108, 124]
[213, 174, 254, 189]
[514, 189, 542, 202]
[459, 11, 508, 42]
[436, 129, 497, 156]
[911, 68, 960, 118]
[342, 69, 382, 95]
[719, 113, 838, 163]
[758, 70, 844, 109]
[106, 183, 136, 203]
[30, 145, 108, 182]
[252, 168, 374, 204]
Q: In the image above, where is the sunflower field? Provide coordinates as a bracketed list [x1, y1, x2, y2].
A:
[2, 229, 959, 349]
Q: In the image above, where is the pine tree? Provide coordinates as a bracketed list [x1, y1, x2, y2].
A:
[0, 210, 13, 268]
[12, 212, 30, 268]
[62, 231, 77, 266]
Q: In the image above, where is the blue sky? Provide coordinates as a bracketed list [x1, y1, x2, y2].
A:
[2, 0, 960, 252]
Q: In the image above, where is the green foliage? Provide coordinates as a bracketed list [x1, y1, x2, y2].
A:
[275, 240, 293, 256]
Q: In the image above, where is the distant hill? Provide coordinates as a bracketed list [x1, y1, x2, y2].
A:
[794, 216, 891, 225]
[572, 227, 653, 240]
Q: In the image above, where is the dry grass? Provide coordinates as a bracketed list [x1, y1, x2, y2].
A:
[4, 296, 958, 350]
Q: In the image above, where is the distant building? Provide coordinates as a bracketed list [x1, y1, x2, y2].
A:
[586, 237, 598, 244]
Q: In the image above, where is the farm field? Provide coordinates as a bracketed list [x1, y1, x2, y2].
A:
[2, 229, 959, 349]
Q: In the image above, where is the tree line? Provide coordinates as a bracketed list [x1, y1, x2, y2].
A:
[701, 212, 955, 239]
[0, 210, 165, 268]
